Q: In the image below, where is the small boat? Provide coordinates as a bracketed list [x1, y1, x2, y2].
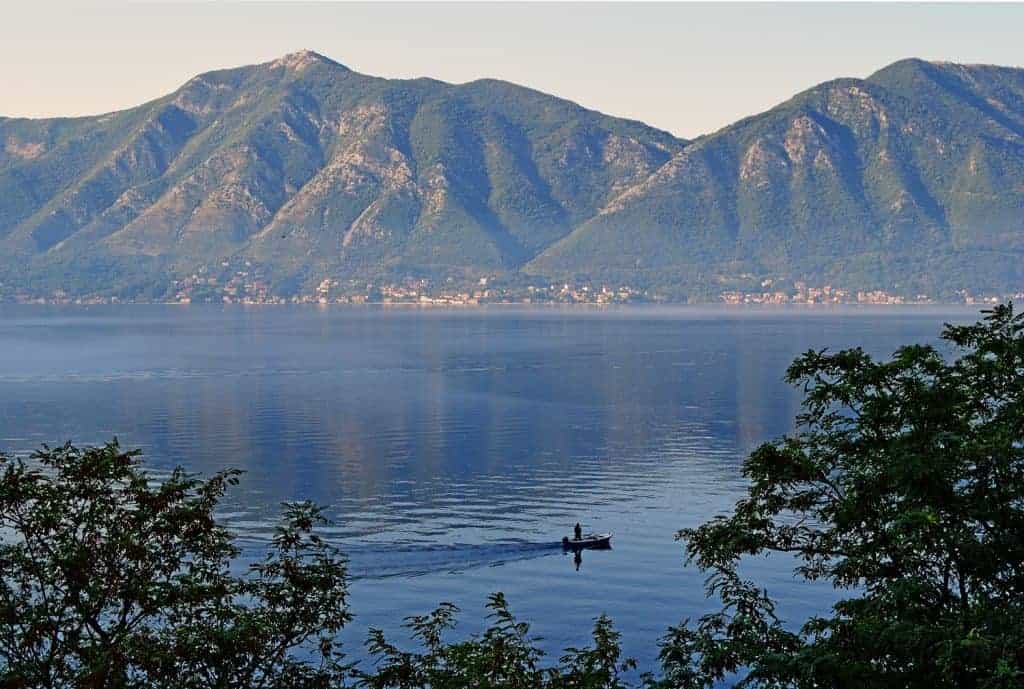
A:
[562, 533, 612, 550]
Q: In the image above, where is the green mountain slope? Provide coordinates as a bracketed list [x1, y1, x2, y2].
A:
[529, 59, 1024, 296]
[2, 53, 1024, 301]
[0, 51, 682, 298]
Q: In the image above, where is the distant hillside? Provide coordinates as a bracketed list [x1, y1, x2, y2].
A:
[2, 52, 1024, 302]
[529, 59, 1024, 297]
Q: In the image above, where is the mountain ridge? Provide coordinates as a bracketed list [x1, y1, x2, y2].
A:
[2, 52, 1023, 302]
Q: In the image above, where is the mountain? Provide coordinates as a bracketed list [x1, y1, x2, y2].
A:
[529, 58, 1024, 297]
[0, 51, 682, 299]
[2, 52, 1024, 301]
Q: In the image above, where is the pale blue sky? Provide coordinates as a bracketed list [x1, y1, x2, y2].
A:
[2, 2, 1023, 138]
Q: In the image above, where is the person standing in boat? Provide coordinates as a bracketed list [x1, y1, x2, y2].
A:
[574, 523, 582, 541]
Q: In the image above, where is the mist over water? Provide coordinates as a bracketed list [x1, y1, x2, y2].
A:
[0, 304, 979, 671]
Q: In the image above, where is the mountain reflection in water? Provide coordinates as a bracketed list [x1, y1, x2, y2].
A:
[0, 304, 978, 671]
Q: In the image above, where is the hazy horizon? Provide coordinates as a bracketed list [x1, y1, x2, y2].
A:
[3, 2, 1024, 138]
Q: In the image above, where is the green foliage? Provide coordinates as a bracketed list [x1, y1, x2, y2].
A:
[0, 441, 352, 688]
[359, 594, 635, 689]
[666, 303, 1024, 688]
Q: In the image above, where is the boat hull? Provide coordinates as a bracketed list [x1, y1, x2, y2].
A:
[562, 533, 612, 550]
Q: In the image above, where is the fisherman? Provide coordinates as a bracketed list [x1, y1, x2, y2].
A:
[574, 522, 582, 541]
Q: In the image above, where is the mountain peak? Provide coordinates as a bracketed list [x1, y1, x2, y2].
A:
[867, 57, 934, 79]
[269, 50, 345, 72]
[4, 55, 1024, 302]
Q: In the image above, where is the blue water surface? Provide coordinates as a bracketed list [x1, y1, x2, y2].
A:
[0, 304, 980, 675]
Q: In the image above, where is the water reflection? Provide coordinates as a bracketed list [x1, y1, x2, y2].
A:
[564, 541, 612, 573]
[0, 304, 979, 671]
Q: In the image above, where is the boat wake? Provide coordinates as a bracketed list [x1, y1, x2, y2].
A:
[227, 515, 573, 580]
[341, 540, 564, 580]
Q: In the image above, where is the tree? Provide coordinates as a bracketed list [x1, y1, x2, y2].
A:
[0, 441, 351, 688]
[660, 304, 1024, 688]
[359, 593, 635, 689]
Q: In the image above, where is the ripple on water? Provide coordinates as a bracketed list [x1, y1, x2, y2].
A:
[0, 305, 974, 673]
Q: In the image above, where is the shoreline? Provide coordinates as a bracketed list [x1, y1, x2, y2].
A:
[0, 300, 993, 313]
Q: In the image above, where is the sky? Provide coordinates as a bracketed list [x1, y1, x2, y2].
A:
[2, 2, 1023, 139]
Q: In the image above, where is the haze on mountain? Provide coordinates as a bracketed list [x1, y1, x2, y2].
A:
[1, 50, 1023, 300]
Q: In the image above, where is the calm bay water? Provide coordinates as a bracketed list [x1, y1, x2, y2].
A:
[0, 304, 980, 673]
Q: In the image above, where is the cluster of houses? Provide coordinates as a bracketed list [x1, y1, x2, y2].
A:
[308, 278, 646, 305]
[722, 280, 937, 305]
[7, 267, 1022, 306]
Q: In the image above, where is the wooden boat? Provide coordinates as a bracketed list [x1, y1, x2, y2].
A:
[562, 533, 612, 550]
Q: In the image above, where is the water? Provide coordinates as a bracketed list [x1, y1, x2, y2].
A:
[0, 304, 980, 673]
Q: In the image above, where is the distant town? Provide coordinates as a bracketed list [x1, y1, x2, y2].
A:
[718, 280, 1008, 306]
[2, 264, 1015, 307]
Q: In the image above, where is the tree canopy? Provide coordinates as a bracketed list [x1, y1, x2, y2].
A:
[664, 303, 1024, 688]
[0, 442, 351, 688]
